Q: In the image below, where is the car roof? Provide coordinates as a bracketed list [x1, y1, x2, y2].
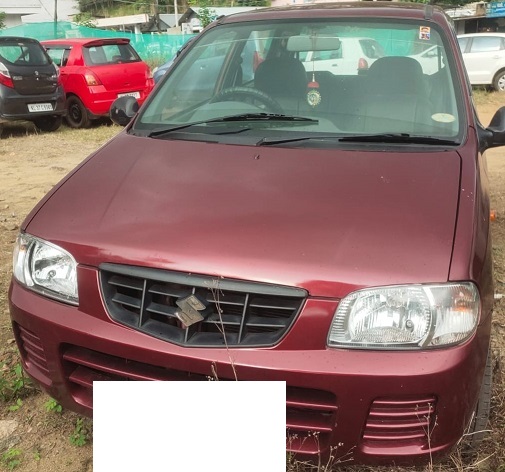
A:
[41, 38, 131, 47]
[215, 1, 446, 24]
[0, 36, 41, 44]
[457, 33, 505, 37]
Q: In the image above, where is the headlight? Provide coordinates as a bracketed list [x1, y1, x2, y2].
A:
[328, 283, 479, 349]
[12, 233, 78, 305]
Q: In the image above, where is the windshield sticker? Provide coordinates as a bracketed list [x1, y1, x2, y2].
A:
[432, 113, 456, 123]
[420, 26, 431, 40]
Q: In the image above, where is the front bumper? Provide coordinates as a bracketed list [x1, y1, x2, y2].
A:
[8, 267, 491, 466]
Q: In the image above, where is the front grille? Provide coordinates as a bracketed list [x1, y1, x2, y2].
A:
[363, 396, 437, 447]
[100, 263, 307, 347]
[15, 324, 50, 378]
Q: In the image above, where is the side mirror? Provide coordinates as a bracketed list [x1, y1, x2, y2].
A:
[479, 106, 505, 151]
[110, 96, 139, 126]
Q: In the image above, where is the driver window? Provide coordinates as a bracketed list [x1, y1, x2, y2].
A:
[240, 31, 274, 83]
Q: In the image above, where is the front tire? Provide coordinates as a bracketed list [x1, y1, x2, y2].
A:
[492, 70, 505, 92]
[33, 116, 62, 132]
[66, 96, 91, 128]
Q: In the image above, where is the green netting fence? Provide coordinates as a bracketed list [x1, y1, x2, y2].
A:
[0, 21, 196, 65]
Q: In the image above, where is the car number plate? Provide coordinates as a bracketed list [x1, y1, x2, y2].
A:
[28, 103, 53, 112]
[118, 91, 140, 99]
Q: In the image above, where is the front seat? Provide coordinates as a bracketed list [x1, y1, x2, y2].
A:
[361, 56, 433, 133]
[254, 53, 308, 100]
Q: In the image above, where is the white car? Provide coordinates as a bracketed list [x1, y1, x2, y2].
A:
[457, 33, 505, 91]
[408, 45, 446, 75]
[299, 37, 385, 75]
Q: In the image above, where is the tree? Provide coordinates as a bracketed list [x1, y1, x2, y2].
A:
[198, 6, 217, 28]
[0, 12, 6, 30]
[190, 0, 217, 28]
[74, 12, 97, 28]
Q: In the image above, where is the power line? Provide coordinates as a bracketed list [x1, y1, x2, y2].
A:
[36, 0, 55, 19]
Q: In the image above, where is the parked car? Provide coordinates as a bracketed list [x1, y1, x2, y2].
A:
[41, 38, 154, 128]
[153, 37, 201, 84]
[10, 2, 502, 466]
[457, 32, 505, 91]
[299, 37, 385, 75]
[0, 36, 65, 132]
[408, 44, 446, 75]
[153, 56, 175, 84]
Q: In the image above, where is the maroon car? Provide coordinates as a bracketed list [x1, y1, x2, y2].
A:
[9, 2, 503, 466]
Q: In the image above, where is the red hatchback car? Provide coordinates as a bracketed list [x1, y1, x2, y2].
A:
[9, 2, 504, 466]
[41, 38, 154, 128]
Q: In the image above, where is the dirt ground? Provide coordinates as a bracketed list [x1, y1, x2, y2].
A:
[0, 96, 504, 471]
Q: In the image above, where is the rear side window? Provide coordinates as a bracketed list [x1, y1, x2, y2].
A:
[469, 36, 504, 52]
[45, 47, 71, 67]
[457, 37, 469, 52]
[360, 39, 385, 58]
[0, 40, 50, 66]
[83, 44, 140, 65]
[313, 49, 342, 61]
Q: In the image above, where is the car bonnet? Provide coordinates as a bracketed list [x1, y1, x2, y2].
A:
[25, 133, 462, 298]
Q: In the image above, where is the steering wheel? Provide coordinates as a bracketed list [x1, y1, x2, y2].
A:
[209, 86, 284, 115]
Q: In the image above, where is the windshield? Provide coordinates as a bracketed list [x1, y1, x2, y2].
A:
[135, 18, 463, 145]
[83, 43, 140, 65]
[0, 40, 50, 66]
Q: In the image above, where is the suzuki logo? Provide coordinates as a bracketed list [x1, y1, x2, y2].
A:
[175, 294, 207, 327]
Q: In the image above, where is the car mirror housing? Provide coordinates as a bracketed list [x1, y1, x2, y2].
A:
[479, 106, 505, 151]
[110, 96, 139, 126]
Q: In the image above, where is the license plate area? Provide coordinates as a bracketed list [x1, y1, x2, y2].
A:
[118, 92, 140, 99]
[28, 103, 53, 112]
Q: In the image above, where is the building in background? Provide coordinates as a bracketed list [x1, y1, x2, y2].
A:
[21, 0, 79, 24]
[0, 1, 40, 27]
[0, 0, 79, 27]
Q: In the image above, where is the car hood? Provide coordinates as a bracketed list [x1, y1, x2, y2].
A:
[26, 133, 462, 298]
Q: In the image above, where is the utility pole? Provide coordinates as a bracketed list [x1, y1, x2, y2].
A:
[154, 0, 160, 33]
[174, 0, 179, 32]
[53, 0, 58, 38]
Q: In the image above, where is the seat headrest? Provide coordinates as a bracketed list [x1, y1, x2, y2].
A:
[254, 55, 308, 99]
[367, 56, 424, 94]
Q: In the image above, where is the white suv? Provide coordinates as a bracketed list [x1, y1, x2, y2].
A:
[457, 33, 505, 91]
[299, 37, 385, 75]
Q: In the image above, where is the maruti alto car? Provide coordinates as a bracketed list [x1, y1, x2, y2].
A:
[9, 2, 503, 466]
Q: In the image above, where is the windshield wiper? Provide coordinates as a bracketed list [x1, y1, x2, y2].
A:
[257, 133, 461, 147]
[148, 113, 319, 138]
[338, 133, 459, 145]
[257, 136, 326, 146]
